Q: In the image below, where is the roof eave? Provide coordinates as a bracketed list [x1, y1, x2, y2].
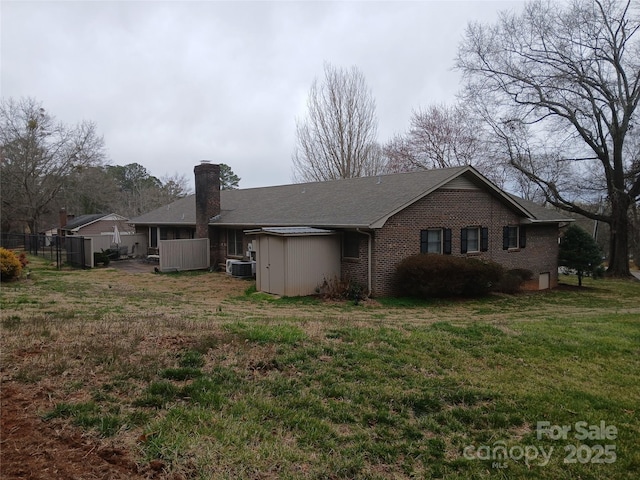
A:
[213, 222, 369, 229]
[522, 218, 576, 224]
[130, 222, 195, 226]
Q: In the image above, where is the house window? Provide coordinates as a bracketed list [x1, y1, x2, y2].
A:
[461, 227, 488, 253]
[227, 229, 244, 256]
[421, 229, 452, 254]
[150, 227, 158, 248]
[343, 232, 360, 259]
[503, 225, 526, 250]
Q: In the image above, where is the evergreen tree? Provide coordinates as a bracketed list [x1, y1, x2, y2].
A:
[220, 163, 240, 190]
[559, 225, 603, 286]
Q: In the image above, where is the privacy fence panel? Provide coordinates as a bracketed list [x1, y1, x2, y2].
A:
[159, 238, 210, 272]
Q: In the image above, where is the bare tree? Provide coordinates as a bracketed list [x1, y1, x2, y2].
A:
[456, 0, 640, 277]
[0, 97, 106, 233]
[382, 134, 417, 174]
[104, 163, 191, 218]
[407, 104, 480, 168]
[159, 172, 192, 198]
[382, 102, 516, 191]
[292, 63, 383, 182]
[59, 165, 119, 216]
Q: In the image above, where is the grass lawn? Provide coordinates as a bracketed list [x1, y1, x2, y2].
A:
[1, 256, 639, 479]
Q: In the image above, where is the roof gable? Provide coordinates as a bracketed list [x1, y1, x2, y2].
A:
[63, 213, 127, 231]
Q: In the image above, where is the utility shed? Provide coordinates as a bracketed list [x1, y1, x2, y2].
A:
[247, 227, 340, 297]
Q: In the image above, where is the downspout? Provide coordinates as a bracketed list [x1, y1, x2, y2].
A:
[356, 229, 372, 297]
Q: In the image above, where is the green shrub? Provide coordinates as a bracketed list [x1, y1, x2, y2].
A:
[0, 248, 23, 281]
[395, 254, 504, 298]
[93, 250, 110, 266]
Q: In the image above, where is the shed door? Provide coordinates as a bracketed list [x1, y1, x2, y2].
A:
[259, 236, 285, 295]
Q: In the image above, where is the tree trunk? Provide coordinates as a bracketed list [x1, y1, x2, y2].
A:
[631, 202, 640, 269]
[607, 194, 631, 278]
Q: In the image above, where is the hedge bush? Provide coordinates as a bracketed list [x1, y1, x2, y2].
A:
[0, 248, 23, 281]
[395, 254, 504, 298]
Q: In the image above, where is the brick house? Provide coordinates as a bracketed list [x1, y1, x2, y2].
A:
[130, 162, 572, 296]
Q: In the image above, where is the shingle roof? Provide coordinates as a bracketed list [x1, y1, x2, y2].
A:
[129, 195, 196, 226]
[129, 166, 573, 228]
[63, 214, 109, 231]
[62, 213, 130, 232]
[506, 194, 575, 224]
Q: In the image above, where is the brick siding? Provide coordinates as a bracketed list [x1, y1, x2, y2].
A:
[341, 232, 370, 290]
[352, 189, 560, 297]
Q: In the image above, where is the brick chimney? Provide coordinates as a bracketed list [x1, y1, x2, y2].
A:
[58, 208, 69, 237]
[194, 161, 220, 239]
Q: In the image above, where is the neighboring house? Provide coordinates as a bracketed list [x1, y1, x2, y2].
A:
[60, 212, 134, 237]
[130, 162, 573, 297]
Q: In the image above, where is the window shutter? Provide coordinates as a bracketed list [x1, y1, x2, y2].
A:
[519, 226, 527, 248]
[503, 226, 510, 250]
[460, 228, 468, 254]
[420, 230, 428, 254]
[443, 228, 452, 255]
[481, 227, 489, 252]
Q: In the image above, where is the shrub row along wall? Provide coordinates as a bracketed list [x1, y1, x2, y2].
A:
[396, 254, 504, 298]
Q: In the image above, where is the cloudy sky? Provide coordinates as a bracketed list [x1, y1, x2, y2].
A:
[2, 0, 524, 190]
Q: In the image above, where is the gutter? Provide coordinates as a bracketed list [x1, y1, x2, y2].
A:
[521, 218, 576, 224]
[356, 229, 372, 297]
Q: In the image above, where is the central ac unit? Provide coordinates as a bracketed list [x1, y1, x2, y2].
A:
[226, 259, 241, 274]
[231, 261, 254, 278]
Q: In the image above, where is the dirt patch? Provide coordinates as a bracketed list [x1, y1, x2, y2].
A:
[0, 382, 149, 480]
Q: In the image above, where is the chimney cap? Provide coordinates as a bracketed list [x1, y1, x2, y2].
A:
[199, 160, 211, 164]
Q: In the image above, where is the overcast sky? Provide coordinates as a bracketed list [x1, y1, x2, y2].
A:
[2, 0, 524, 190]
